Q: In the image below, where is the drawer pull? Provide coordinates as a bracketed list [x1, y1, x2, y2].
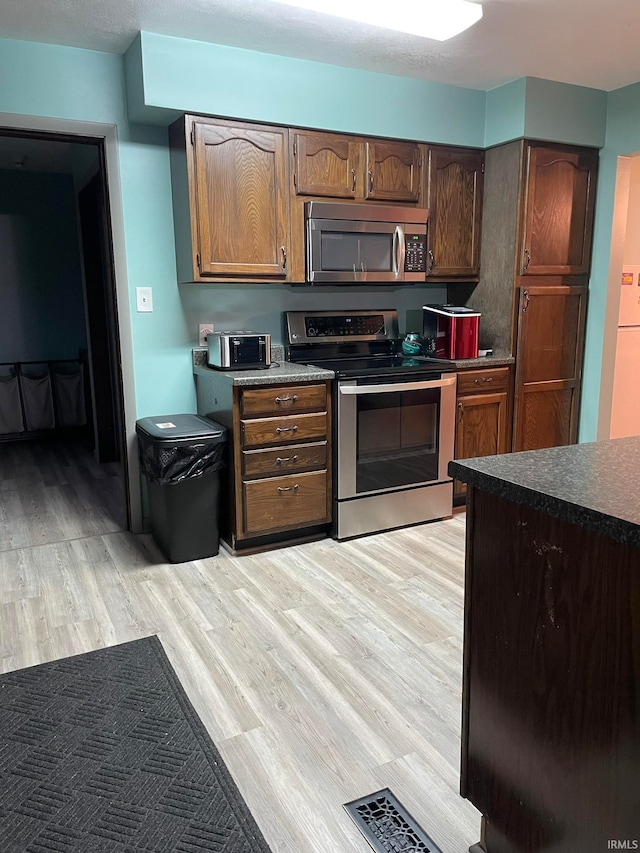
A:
[275, 425, 298, 434]
[474, 376, 493, 384]
[275, 395, 298, 404]
[276, 455, 299, 464]
[277, 484, 299, 493]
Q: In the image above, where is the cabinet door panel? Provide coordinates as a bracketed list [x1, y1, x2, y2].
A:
[365, 141, 422, 202]
[193, 121, 289, 278]
[520, 144, 598, 276]
[427, 146, 484, 278]
[513, 286, 587, 451]
[454, 390, 509, 500]
[293, 131, 361, 198]
[516, 384, 576, 451]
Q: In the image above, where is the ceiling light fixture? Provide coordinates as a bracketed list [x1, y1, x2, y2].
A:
[270, 0, 483, 41]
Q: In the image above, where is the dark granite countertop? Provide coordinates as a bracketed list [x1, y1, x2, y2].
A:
[449, 437, 640, 548]
[446, 353, 514, 369]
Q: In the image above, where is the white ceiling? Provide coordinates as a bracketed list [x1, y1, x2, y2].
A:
[1, 0, 640, 93]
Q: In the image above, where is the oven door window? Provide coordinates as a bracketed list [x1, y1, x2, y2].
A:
[355, 388, 440, 494]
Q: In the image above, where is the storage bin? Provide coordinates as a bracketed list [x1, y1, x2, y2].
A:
[0, 366, 25, 434]
[52, 362, 86, 427]
[19, 364, 55, 431]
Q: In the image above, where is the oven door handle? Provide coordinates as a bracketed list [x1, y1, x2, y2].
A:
[338, 375, 456, 395]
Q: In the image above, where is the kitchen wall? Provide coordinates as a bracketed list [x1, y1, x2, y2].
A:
[0, 30, 633, 461]
[581, 81, 640, 440]
[0, 169, 86, 363]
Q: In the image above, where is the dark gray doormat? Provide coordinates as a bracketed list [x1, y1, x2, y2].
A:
[0, 636, 272, 852]
[344, 788, 443, 852]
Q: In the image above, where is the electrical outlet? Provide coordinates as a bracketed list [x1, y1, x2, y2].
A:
[199, 323, 214, 346]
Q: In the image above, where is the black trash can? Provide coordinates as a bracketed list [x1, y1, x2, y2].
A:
[136, 414, 227, 563]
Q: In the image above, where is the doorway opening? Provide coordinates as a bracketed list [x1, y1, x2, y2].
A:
[0, 129, 129, 551]
[598, 152, 640, 440]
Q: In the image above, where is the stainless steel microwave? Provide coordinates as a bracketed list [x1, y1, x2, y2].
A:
[305, 201, 428, 284]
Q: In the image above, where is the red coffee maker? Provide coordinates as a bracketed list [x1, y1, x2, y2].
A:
[422, 305, 481, 359]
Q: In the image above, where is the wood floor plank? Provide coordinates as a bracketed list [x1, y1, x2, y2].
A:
[0, 439, 480, 851]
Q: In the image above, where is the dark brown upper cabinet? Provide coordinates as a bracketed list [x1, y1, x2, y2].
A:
[170, 115, 291, 283]
[292, 129, 423, 204]
[425, 146, 484, 280]
[519, 142, 598, 278]
[364, 140, 422, 202]
[292, 131, 361, 198]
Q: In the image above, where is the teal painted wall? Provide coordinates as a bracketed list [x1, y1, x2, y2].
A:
[0, 38, 190, 419]
[0, 33, 618, 447]
[127, 32, 487, 146]
[523, 77, 606, 147]
[0, 170, 86, 362]
[485, 78, 527, 147]
[580, 82, 640, 441]
[484, 77, 606, 149]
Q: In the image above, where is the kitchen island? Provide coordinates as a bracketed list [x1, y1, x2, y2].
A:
[449, 438, 640, 853]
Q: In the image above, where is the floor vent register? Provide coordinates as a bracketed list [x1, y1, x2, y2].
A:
[343, 788, 444, 852]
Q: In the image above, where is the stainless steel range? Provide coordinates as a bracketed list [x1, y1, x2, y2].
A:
[285, 310, 457, 540]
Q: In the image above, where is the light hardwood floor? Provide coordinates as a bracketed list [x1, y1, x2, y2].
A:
[0, 439, 480, 852]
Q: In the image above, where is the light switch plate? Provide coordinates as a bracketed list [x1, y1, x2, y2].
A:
[136, 287, 153, 312]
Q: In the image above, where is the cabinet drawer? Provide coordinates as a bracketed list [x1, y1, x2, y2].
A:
[242, 412, 327, 447]
[242, 441, 327, 478]
[240, 384, 327, 417]
[457, 367, 510, 395]
[243, 470, 328, 534]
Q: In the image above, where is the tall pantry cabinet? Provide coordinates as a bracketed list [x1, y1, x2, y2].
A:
[471, 140, 598, 452]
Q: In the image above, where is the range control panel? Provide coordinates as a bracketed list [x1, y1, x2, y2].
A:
[286, 309, 399, 344]
[405, 234, 427, 272]
[305, 314, 385, 338]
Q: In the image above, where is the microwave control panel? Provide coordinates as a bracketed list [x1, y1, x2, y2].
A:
[405, 234, 427, 272]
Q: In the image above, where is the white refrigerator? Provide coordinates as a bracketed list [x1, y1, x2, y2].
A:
[610, 265, 640, 438]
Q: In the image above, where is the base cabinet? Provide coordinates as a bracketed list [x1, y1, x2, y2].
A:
[462, 486, 640, 852]
[233, 382, 332, 548]
[454, 367, 511, 502]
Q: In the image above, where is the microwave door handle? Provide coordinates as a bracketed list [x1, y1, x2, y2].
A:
[393, 226, 405, 279]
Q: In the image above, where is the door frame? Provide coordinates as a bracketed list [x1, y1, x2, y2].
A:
[597, 154, 634, 441]
[0, 112, 141, 532]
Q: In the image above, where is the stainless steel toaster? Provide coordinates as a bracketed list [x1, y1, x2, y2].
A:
[207, 331, 272, 370]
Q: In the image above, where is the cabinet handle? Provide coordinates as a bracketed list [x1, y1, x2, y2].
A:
[427, 250, 435, 273]
[351, 169, 357, 193]
[276, 455, 299, 464]
[522, 289, 530, 313]
[276, 425, 298, 434]
[457, 401, 464, 423]
[522, 248, 531, 272]
[275, 395, 298, 404]
[368, 170, 374, 194]
[277, 484, 299, 492]
[474, 376, 493, 384]
[281, 246, 287, 270]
